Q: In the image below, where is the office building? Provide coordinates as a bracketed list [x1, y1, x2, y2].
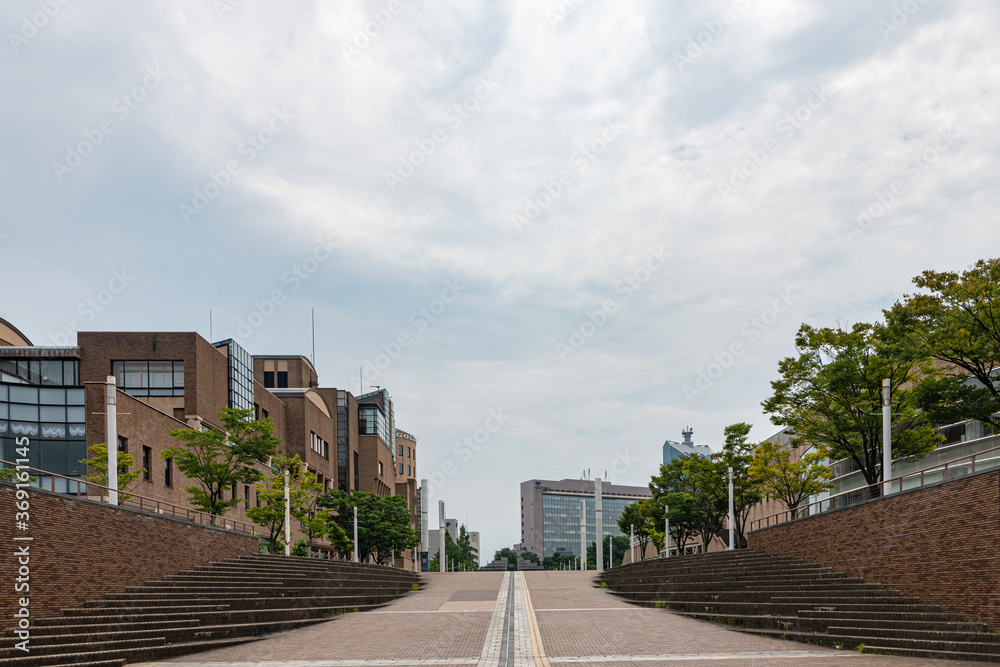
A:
[0, 318, 420, 565]
[663, 427, 712, 465]
[519, 478, 651, 559]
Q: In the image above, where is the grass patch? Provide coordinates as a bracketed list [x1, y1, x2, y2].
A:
[412, 583, 420, 590]
[598, 581, 608, 588]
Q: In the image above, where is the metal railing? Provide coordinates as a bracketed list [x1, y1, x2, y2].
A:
[0, 459, 259, 535]
[749, 442, 1000, 531]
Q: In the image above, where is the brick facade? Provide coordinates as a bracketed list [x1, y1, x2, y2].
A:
[748, 469, 1000, 628]
[1, 481, 258, 629]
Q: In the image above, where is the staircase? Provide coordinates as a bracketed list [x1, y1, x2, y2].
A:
[602, 549, 1000, 663]
[1, 554, 419, 667]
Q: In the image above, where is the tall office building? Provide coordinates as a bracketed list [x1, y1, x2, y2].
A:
[519, 478, 651, 559]
[663, 427, 711, 465]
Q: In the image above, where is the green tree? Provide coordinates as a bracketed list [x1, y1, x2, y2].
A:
[429, 528, 478, 571]
[886, 259, 1000, 429]
[648, 459, 700, 555]
[494, 547, 518, 567]
[246, 455, 321, 554]
[543, 551, 575, 570]
[681, 454, 728, 552]
[587, 535, 629, 569]
[318, 490, 419, 564]
[719, 423, 764, 548]
[520, 550, 541, 566]
[617, 501, 650, 556]
[79, 442, 146, 501]
[162, 408, 279, 517]
[750, 440, 832, 520]
[762, 323, 942, 488]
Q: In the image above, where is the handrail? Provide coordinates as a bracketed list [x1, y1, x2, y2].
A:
[749, 442, 1000, 532]
[0, 459, 259, 536]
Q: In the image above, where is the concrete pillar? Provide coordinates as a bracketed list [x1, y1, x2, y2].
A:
[728, 466, 734, 551]
[105, 376, 118, 506]
[439, 501, 446, 573]
[353, 506, 358, 562]
[664, 508, 670, 559]
[284, 469, 291, 556]
[595, 478, 604, 572]
[883, 378, 892, 496]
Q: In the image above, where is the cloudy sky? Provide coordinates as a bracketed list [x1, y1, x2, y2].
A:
[3, 0, 999, 559]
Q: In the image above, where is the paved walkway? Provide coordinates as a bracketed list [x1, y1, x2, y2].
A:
[143, 570, 991, 667]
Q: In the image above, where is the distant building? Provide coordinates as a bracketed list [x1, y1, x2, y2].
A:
[427, 517, 480, 567]
[663, 426, 711, 465]
[0, 318, 420, 567]
[519, 478, 651, 559]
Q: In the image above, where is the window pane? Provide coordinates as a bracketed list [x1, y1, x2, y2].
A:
[63, 361, 79, 386]
[66, 389, 85, 405]
[66, 441, 87, 476]
[10, 404, 38, 421]
[39, 361, 63, 385]
[39, 388, 65, 405]
[9, 386, 38, 403]
[149, 361, 172, 388]
[40, 406, 66, 421]
[41, 441, 67, 474]
[173, 362, 184, 388]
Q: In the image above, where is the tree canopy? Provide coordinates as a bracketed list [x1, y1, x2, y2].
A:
[318, 489, 419, 564]
[162, 408, 279, 517]
[885, 258, 1000, 428]
[762, 322, 941, 487]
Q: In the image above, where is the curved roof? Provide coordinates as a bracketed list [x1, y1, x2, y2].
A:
[0, 318, 32, 346]
[268, 387, 332, 418]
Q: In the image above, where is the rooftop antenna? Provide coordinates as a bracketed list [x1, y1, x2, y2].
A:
[311, 308, 316, 366]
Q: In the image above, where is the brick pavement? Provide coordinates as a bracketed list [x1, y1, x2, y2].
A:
[141, 569, 995, 667]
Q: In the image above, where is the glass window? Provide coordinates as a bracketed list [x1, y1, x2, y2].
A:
[164, 457, 172, 486]
[67, 406, 85, 422]
[10, 404, 38, 421]
[66, 441, 87, 476]
[263, 371, 274, 388]
[277, 371, 288, 388]
[66, 389, 85, 405]
[39, 361, 63, 385]
[63, 360, 79, 386]
[39, 405, 66, 422]
[39, 388, 65, 405]
[143, 446, 151, 480]
[9, 386, 38, 403]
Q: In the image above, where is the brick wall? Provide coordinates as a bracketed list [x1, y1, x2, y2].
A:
[1, 482, 258, 629]
[748, 469, 1000, 627]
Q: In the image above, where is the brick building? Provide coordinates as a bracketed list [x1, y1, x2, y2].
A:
[0, 319, 420, 566]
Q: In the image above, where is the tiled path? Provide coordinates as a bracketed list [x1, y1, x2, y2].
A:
[143, 570, 991, 667]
